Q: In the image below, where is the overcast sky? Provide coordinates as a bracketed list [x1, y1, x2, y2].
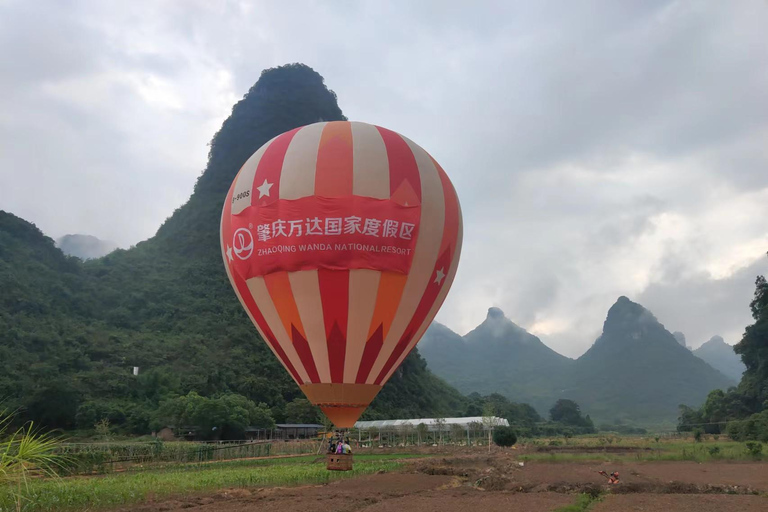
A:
[1, 0, 767, 357]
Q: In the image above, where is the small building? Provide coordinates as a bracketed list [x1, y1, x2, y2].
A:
[244, 426, 273, 441]
[274, 423, 324, 439]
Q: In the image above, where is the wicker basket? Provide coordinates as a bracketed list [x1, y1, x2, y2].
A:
[326, 453, 354, 471]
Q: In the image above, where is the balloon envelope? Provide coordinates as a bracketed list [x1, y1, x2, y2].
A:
[221, 121, 462, 427]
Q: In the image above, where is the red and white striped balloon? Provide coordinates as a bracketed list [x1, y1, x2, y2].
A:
[221, 121, 462, 427]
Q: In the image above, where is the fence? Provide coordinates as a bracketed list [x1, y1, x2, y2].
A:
[57, 439, 318, 475]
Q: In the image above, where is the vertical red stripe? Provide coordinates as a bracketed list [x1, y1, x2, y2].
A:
[250, 128, 301, 207]
[291, 325, 320, 383]
[376, 127, 422, 202]
[319, 269, 348, 383]
[356, 324, 384, 383]
[374, 157, 461, 385]
[314, 121, 354, 382]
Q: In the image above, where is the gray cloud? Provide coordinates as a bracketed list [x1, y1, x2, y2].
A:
[639, 254, 768, 348]
[1, 0, 767, 357]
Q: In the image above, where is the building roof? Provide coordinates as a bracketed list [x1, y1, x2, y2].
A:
[354, 417, 509, 430]
[275, 423, 324, 429]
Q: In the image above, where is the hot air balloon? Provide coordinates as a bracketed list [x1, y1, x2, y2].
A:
[220, 121, 462, 430]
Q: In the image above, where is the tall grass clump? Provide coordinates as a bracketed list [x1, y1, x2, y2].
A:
[1, 410, 69, 512]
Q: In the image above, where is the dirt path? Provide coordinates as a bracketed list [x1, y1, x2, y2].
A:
[117, 453, 768, 512]
[592, 494, 768, 512]
[122, 473, 575, 512]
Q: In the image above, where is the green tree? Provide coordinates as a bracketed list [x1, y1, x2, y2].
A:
[155, 392, 274, 440]
[283, 398, 320, 424]
[735, 272, 768, 410]
[416, 422, 428, 445]
[550, 399, 587, 426]
[492, 426, 518, 447]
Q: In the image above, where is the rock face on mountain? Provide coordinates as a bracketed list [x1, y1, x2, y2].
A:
[57, 234, 117, 259]
[673, 331, 687, 348]
[419, 307, 572, 413]
[693, 335, 746, 381]
[421, 297, 734, 425]
[564, 297, 734, 423]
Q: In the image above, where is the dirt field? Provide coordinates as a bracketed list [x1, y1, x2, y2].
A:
[119, 452, 768, 512]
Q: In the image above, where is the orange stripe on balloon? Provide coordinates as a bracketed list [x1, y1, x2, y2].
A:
[264, 272, 319, 382]
[251, 127, 301, 207]
[313, 121, 354, 383]
[315, 121, 354, 197]
[221, 186, 302, 384]
[374, 247, 453, 385]
[367, 272, 408, 340]
[353, 271, 407, 384]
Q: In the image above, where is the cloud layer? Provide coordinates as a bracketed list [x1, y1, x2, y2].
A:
[1, 0, 766, 356]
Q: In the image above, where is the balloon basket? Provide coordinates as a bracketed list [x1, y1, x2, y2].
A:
[326, 453, 353, 471]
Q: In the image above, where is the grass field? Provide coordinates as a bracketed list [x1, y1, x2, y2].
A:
[0, 453, 419, 512]
[518, 435, 765, 463]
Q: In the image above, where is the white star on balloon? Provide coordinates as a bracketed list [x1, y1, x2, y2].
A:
[226, 245, 234, 262]
[256, 179, 273, 198]
[434, 267, 445, 285]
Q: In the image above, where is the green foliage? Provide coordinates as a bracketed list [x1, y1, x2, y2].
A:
[553, 492, 602, 512]
[734, 273, 768, 409]
[744, 441, 763, 457]
[0, 455, 404, 512]
[492, 426, 517, 447]
[693, 428, 703, 442]
[1, 409, 69, 511]
[94, 419, 112, 442]
[0, 64, 468, 436]
[550, 399, 594, 431]
[677, 262, 768, 439]
[283, 398, 320, 424]
[155, 392, 274, 440]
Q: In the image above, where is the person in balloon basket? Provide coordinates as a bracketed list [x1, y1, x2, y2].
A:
[343, 440, 352, 454]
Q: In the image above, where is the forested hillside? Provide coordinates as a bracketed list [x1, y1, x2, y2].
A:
[0, 64, 467, 437]
[419, 307, 571, 413]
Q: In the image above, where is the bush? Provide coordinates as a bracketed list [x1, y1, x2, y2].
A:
[693, 428, 703, 442]
[492, 426, 517, 447]
[745, 441, 763, 457]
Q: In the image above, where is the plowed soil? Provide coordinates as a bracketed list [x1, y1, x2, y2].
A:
[592, 494, 768, 511]
[118, 452, 768, 512]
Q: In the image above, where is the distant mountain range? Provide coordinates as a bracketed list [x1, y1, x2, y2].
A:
[56, 234, 117, 259]
[420, 297, 735, 425]
[693, 335, 746, 382]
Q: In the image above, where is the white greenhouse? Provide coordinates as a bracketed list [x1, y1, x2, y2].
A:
[354, 416, 508, 432]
